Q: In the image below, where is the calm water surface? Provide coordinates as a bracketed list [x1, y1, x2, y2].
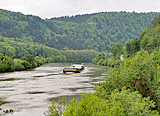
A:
[0, 63, 107, 116]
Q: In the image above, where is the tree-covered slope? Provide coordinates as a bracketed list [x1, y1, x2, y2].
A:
[51, 12, 160, 51]
[0, 9, 160, 52]
[0, 9, 83, 50]
[125, 15, 160, 56]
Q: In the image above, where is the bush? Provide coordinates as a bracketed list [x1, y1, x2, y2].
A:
[97, 59, 104, 65]
[92, 53, 105, 65]
[31, 61, 37, 68]
[0, 60, 7, 72]
[21, 60, 32, 69]
[95, 49, 160, 111]
[92, 58, 97, 64]
[4, 57, 15, 72]
[63, 87, 159, 116]
[35, 58, 43, 67]
[15, 60, 25, 71]
[44, 97, 67, 116]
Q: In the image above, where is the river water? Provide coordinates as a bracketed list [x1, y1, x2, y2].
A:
[0, 63, 107, 116]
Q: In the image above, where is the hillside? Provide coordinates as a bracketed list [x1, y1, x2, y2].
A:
[0, 9, 160, 53]
[125, 15, 160, 57]
[50, 11, 160, 51]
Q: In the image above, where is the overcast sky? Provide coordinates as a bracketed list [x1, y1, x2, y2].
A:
[0, 0, 160, 19]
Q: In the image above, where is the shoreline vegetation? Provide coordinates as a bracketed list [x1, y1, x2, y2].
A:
[0, 49, 98, 73]
[0, 53, 60, 73]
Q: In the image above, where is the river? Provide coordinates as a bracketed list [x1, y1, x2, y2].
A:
[0, 63, 107, 116]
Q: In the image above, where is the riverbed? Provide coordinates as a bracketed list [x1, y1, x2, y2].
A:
[0, 63, 107, 116]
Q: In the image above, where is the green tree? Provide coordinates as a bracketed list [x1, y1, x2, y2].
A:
[111, 42, 124, 59]
[22, 54, 37, 68]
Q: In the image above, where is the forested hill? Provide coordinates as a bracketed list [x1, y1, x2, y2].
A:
[50, 12, 160, 51]
[0, 9, 160, 52]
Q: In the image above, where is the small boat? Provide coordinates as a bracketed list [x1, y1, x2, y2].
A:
[63, 63, 84, 73]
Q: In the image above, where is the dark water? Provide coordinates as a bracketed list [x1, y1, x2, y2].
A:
[0, 63, 107, 116]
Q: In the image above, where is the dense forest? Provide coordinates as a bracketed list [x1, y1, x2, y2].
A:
[0, 9, 160, 54]
[51, 12, 160, 51]
[45, 15, 160, 115]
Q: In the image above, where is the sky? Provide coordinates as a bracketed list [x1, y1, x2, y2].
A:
[0, 0, 160, 19]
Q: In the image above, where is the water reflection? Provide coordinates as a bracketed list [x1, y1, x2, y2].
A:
[0, 63, 106, 116]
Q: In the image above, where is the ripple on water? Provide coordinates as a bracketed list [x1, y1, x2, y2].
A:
[62, 87, 93, 92]
[0, 78, 22, 81]
[49, 94, 82, 102]
[27, 91, 46, 94]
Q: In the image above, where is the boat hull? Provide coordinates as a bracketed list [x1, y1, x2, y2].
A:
[63, 68, 84, 73]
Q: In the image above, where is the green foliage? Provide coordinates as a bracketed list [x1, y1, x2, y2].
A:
[21, 60, 32, 69]
[102, 59, 108, 66]
[139, 25, 160, 51]
[151, 15, 160, 27]
[127, 15, 160, 57]
[95, 49, 160, 111]
[97, 59, 104, 65]
[52, 12, 160, 51]
[0, 54, 15, 72]
[92, 53, 105, 65]
[126, 38, 140, 55]
[64, 93, 108, 116]
[44, 97, 67, 116]
[111, 42, 124, 59]
[63, 50, 97, 62]
[22, 54, 37, 68]
[106, 87, 159, 116]
[0, 37, 97, 62]
[22, 54, 35, 63]
[63, 88, 159, 116]
[14, 59, 25, 71]
[35, 57, 44, 67]
[0, 9, 160, 53]
[0, 9, 160, 63]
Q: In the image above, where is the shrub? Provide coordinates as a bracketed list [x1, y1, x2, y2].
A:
[44, 97, 67, 116]
[35, 58, 43, 67]
[97, 59, 104, 65]
[4, 57, 15, 72]
[21, 60, 32, 69]
[92, 58, 97, 64]
[63, 87, 159, 116]
[0, 60, 7, 72]
[15, 60, 25, 71]
[31, 61, 37, 68]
